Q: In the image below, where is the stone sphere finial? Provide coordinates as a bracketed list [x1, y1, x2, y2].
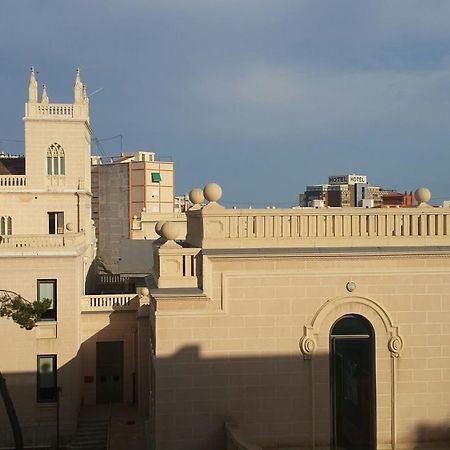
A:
[161, 222, 179, 242]
[155, 221, 166, 237]
[414, 187, 431, 205]
[203, 183, 222, 203]
[189, 188, 204, 206]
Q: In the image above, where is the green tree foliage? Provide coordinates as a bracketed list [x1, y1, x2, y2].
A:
[0, 290, 51, 449]
[0, 290, 51, 330]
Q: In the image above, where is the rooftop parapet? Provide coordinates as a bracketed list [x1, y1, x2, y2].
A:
[151, 185, 450, 290]
[184, 185, 450, 249]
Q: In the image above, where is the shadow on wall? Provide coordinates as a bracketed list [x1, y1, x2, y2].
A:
[152, 345, 450, 450]
[0, 300, 149, 449]
[2, 328, 450, 449]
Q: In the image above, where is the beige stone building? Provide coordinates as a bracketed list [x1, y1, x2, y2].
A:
[149, 184, 450, 450]
[0, 70, 149, 449]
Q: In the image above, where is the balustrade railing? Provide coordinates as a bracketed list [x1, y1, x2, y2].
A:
[223, 209, 450, 239]
[80, 294, 137, 312]
[188, 208, 450, 248]
[37, 103, 73, 116]
[0, 233, 85, 249]
[0, 175, 26, 187]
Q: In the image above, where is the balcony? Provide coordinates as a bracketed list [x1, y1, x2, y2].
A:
[0, 175, 26, 188]
[80, 294, 138, 312]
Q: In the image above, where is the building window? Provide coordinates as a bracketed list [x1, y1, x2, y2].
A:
[37, 355, 57, 402]
[151, 172, 161, 183]
[38, 280, 57, 321]
[47, 143, 65, 176]
[0, 216, 12, 235]
[48, 212, 64, 234]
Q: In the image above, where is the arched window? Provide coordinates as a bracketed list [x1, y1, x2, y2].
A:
[0, 216, 12, 235]
[46, 143, 65, 176]
[330, 314, 376, 450]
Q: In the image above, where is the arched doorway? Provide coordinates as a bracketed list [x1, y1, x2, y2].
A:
[330, 314, 376, 450]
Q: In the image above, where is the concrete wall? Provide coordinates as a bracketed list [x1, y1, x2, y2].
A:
[92, 163, 129, 273]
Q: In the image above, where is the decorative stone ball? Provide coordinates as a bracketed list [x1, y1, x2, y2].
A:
[189, 188, 204, 205]
[161, 222, 179, 241]
[66, 222, 74, 231]
[203, 183, 222, 203]
[414, 187, 431, 204]
[155, 221, 166, 237]
[346, 281, 356, 292]
[140, 287, 149, 297]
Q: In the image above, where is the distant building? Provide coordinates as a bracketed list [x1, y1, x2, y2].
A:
[380, 190, 415, 207]
[300, 174, 414, 208]
[91, 150, 182, 273]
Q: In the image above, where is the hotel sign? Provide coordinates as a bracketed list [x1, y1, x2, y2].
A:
[328, 174, 367, 185]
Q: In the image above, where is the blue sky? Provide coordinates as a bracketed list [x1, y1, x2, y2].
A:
[1, 1, 450, 206]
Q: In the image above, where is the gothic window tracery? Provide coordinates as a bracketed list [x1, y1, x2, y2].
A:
[46, 143, 65, 176]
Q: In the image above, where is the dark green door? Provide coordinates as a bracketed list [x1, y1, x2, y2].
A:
[331, 315, 376, 450]
[96, 341, 124, 404]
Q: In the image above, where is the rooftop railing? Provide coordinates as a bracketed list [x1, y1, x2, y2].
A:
[187, 207, 450, 248]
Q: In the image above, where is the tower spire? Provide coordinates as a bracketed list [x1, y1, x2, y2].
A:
[41, 84, 49, 104]
[28, 66, 38, 103]
[74, 67, 83, 104]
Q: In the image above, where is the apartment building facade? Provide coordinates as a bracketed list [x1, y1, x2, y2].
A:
[91, 151, 187, 274]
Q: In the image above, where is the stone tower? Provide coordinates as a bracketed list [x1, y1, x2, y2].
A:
[21, 67, 93, 235]
[24, 67, 91, 192]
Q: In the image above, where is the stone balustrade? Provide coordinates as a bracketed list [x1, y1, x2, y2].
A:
[37, 103, 74, 116]
[0, 175, 26, 188]
[0, 233, 85, 249]
[154, 246, 202, 289]
[187, 207, 450, 249]
[80, 294, 138, 312]
[25, 102, 88, 120]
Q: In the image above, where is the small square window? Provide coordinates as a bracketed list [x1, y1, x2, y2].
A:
[151, 172, 161, 183]
[37, 355, 57, 402]
[38, 280, 57, 321]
